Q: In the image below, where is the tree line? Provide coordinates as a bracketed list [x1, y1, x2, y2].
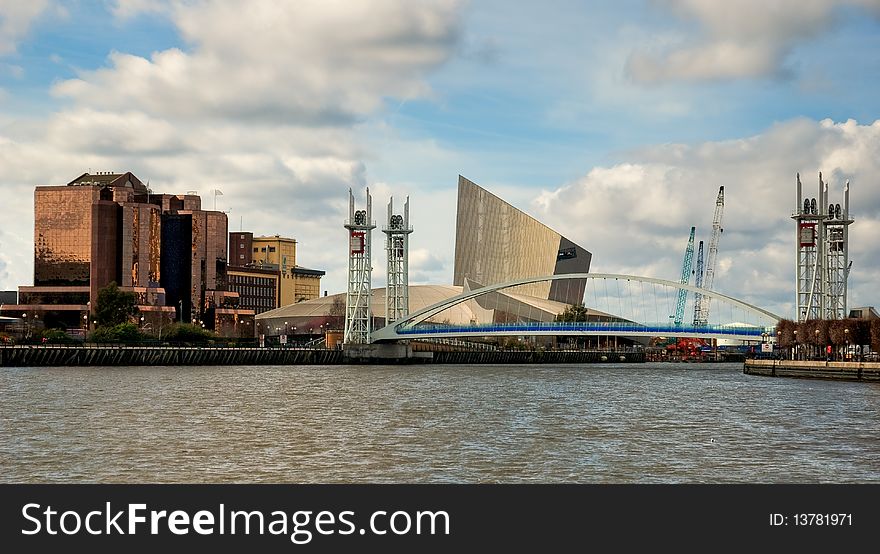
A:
[775, 318, 880, 360]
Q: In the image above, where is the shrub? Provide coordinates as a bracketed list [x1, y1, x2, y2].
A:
[90, 322, 145, 343]
[162, 323, 216, 344]
[39, 328, 78, 344]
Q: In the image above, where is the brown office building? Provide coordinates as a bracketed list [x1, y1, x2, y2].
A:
[2, 172, 253, 335]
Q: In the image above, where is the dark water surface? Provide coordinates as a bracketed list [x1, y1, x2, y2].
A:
[2, 362, 878, 483]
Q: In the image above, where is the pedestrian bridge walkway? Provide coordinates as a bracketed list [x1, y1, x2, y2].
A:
[372, 273, 780, 343]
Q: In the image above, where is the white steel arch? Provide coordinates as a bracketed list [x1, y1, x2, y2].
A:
[372, 273, 781, 341]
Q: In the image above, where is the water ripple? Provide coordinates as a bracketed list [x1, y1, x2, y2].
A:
[1, 363, 879, 483]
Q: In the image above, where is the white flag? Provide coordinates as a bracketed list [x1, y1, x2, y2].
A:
[214, 189, 224, 196]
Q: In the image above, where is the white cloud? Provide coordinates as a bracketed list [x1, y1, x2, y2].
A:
[0, 0, 52, 55]
[534, 118, 880, 317]
[627, 0, 880, 83]
[0, 0, 466, 296]
[55, 0, 462, 123]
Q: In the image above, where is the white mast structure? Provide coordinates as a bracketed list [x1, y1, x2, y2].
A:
[793, 173, 853, 322]
[344, 188, 375, 344]
[383, 196, 413, 325]
[823, 178, 853, 320]
[694, 186, 724, 326]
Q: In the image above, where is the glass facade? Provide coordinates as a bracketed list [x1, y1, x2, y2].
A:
[34, 186, 100, 286]
[25, 173, 230, 329]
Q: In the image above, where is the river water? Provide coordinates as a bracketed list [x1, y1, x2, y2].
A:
[1, 362, 878, 483]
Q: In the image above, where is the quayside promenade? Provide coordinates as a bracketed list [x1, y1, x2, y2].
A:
[744, 358, 880, 381]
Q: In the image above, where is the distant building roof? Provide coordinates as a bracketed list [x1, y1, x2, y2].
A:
[848, 306, 879, 320]
[291, 266, 325, 277]
[67, 171, 148, 193]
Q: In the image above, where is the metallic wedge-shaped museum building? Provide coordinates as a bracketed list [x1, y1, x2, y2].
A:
[453, 175, 591, 305]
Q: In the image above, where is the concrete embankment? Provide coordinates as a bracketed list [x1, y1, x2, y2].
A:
[744, 359, 880, 381]
[1, 345, 645, 367]
[0, 346, 342, 367]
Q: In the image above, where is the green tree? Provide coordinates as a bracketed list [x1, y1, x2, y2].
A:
[163, 323, 216, 344]
[89, 322, 144, 343]
[39, 328, 78, 344]
[555, 303, 591, 322]
[95, 282, 139, 327]
[555, 304, 593, 349]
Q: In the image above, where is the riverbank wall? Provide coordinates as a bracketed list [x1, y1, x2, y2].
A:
[743, 359, 880, 381]
[1, 345, 645, 367]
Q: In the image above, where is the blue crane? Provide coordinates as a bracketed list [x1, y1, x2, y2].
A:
[673, 226, 696, 326]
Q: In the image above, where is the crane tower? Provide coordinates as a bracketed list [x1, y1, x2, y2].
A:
[692, 240, 704, 325]
[694, 186, 724, 326]
[673, 226, 696, 326]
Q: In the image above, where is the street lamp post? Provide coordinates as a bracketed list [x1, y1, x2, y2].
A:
[83, 301, 91, 334]
[844, 328, 850, 361]
[815, 328, 821, 360]
[793, 329, 798, 360]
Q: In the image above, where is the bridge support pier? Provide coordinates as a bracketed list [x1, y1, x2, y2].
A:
[343, 343, 433, 364]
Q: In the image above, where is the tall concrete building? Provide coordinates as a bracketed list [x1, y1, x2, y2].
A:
[227, 232, 325, 312]
[453, 175, 591, 305]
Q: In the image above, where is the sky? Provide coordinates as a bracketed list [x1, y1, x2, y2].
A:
[1, 0, 879, 319]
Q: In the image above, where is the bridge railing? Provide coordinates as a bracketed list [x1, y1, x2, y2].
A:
[398, 321, 775, 337]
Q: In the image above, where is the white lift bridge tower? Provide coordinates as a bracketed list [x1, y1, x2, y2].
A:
[383, 196, 413, 324]
[793, 172, 853, 322]
[344, 188, 376, 344]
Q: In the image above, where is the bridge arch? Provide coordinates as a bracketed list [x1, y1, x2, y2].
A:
[371, 273, 781, 342]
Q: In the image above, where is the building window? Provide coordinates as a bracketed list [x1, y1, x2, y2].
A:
[261, 247, 266, 253]
[240, 243, 244, 249]
[253, 247, 258, 253]
[268, 246, 276, 252]
[239, 254, 244, 259]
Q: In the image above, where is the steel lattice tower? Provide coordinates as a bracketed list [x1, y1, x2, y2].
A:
[694, 186, 724, 326]
[822, 179, 853, 320]
[692, 240, 704, 326]
[793, 172, 853, 322]
[793, 173, 823, 321]
[344, 188, 376, 344]
[673, 226, 695, 326]
[383, 196, 413, 325]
